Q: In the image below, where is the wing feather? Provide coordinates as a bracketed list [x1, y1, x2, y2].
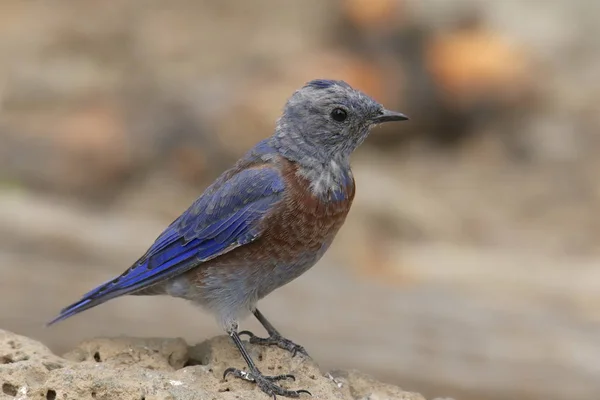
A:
[48, 166, 285, 325]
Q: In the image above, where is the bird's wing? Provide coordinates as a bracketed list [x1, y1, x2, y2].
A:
[48, 166, 285, 325]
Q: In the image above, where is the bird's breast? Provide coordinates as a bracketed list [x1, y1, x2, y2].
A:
[256, 158, 355, 260]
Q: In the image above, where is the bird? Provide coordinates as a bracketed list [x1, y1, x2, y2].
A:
[48, 79, 408, 399]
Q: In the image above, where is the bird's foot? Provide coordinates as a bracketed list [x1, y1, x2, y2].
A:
[239, 330, 309, 357]
[223, 367, 311, 399]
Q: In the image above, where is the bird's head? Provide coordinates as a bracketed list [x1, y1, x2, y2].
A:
[274, 79, 408, 164]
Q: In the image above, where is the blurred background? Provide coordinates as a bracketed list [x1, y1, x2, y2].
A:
[1, 0, 600, 399]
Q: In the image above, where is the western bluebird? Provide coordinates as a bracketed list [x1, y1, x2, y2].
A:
[48, 79, 408, 398]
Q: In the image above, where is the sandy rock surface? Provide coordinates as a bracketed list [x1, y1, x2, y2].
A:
[0, 329, 429, 400]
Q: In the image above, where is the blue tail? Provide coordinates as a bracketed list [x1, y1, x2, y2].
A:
[46, 290, 114, 326]
[46, 232, 244, 326]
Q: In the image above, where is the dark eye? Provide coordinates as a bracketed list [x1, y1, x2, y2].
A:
[330, 108, 347, 122]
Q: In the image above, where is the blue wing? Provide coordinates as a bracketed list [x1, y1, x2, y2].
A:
[48, 165, 285, 325]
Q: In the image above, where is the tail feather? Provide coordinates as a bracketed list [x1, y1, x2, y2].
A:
[46, 242, 207, 326]
[46, 299, 95, 326]
[46, 279, 125, 326]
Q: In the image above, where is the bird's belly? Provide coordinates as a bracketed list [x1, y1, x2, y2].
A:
[254, 238, 332, 301]
[166, 244, 328, 330]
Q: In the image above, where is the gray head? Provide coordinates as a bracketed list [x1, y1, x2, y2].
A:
[272, 79, 408, 166]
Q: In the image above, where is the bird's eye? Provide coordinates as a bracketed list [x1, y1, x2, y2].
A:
[330, 108, 348, 122]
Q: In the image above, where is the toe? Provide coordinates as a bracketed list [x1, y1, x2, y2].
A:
[291, 346, 308, 357]
[252, 373, 312, 399]
[265, 374, 295, 382]
[223, 367, 255, 382]
[223, 367, 236, 380]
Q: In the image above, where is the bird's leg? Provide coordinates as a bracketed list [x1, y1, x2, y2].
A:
[239, 309, 309, 357]
[223, 326, 311, 399]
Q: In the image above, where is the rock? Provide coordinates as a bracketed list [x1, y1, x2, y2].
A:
[0, 330, 62, 366]
[0, 330, 65, 399]
[330, 370, 427, 400]
[63, 336, 189, 370]
[0, 329, 430, 400]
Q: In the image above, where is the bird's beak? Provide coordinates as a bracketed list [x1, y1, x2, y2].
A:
[372, 109, 409, 124]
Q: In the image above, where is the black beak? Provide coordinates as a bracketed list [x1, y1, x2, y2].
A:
[372, 109, 409, 124]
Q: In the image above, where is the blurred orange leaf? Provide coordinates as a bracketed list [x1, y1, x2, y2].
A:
[426, 27, 529, 105]
[342, 0, 402, 30]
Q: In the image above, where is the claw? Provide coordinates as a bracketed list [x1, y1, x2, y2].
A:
[223, 367, 235, 380]
[264, 373, 295, 382]
[238, 332, 309, 358]
[224, 366, 310, 398]
[238, 330, 255, 338]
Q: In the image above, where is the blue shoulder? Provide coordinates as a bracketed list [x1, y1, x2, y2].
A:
[243, 138, 277, 161]
[177, 165, 285, 242]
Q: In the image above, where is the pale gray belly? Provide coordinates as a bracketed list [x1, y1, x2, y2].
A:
[160, 242, 331, 329]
